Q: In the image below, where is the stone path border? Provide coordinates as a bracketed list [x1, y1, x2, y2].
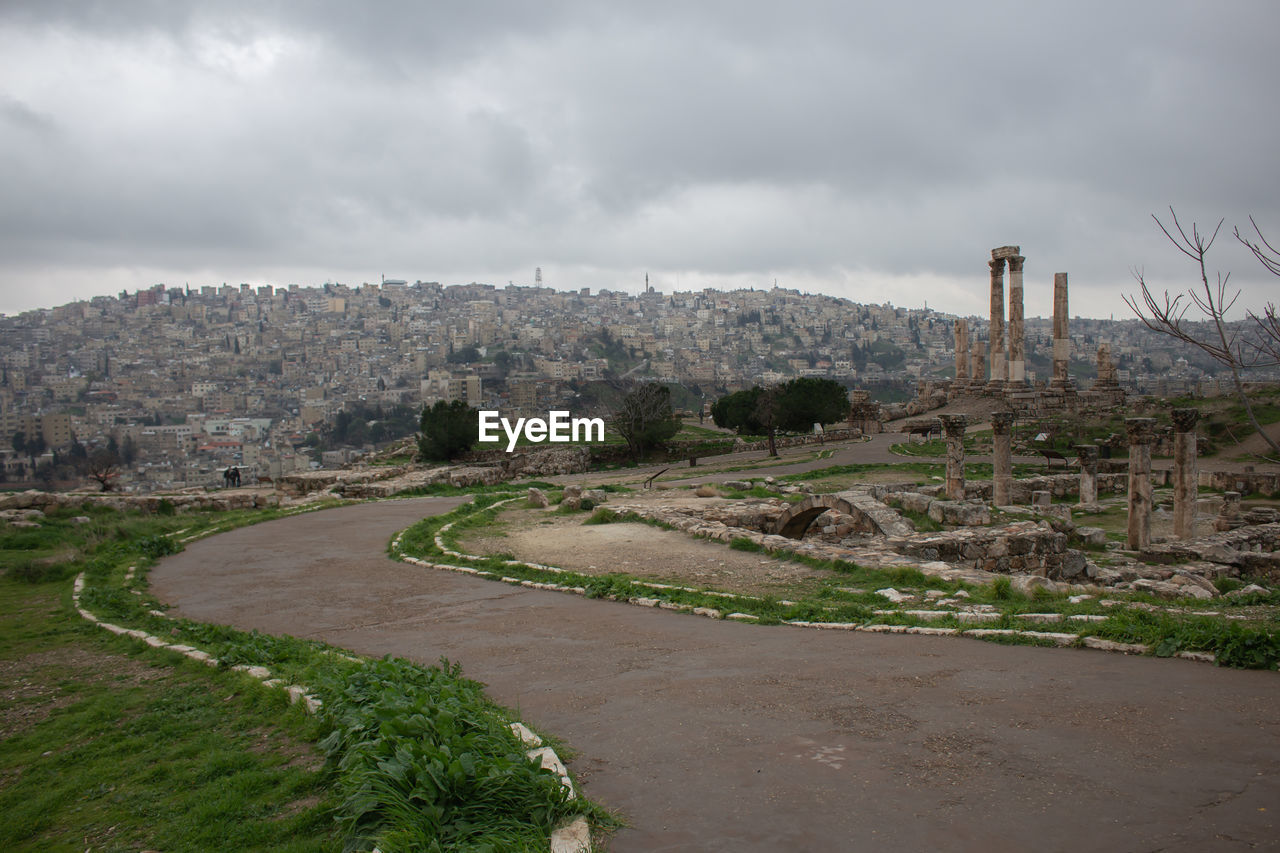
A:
[401, 497, 1244, 670]
[71, 554, 591, 853]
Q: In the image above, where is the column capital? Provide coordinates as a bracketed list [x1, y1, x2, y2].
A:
[989, 257, 1007, 276]
[1170, 408, 1201, 433]
[1007, 255, 1025, 274]
[990, 411, 1014, 434]
[1125, 417, 1157, 444]
[939, 414, 968, 437]
[1074, 444, 1099, 463]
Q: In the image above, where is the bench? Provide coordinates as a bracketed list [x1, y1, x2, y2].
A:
[1039, 449, 1070, 470]
[906, 423, 939, 441]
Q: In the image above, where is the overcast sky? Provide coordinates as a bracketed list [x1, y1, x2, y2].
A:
[2, 1, 1278, 320]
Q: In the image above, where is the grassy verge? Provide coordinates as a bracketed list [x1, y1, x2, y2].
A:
[3, 502, 611, 851]
[399, 496, 1280, 670]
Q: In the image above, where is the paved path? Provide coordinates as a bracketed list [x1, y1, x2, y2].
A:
[151, 499, 1279, 852]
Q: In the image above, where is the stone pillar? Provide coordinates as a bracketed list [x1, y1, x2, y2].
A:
[1125, 418, 1156, 550]
[1171, 408, 1200, 540]
[1051, 272, 1070, 386]
[1096, 343, 1116, 386]
[1215, 491, 1244, 532]
[991, 411, 1014, 506]
[1076, 444, 1099, 505]
[971, 340, 987, 391]
[1007, 255, 1026, 385]
[954, 319, 970, 387]
[988, 255, 1007, 388]
[939, 414, 968, 501]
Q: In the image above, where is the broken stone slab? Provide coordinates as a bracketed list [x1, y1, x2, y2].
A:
[1226, 583, 1269, 599]
[550, 817, 592, 853]
[527, 487, 550, 508]
[875, 587, 913, 603]
[1082, 637, 1150, 654]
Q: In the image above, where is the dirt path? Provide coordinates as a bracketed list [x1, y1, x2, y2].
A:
[459, 506, 831, 598]
[150, 499, 1279, 852]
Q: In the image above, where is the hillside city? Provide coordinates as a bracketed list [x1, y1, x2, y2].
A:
[0, 277, 1263, 492]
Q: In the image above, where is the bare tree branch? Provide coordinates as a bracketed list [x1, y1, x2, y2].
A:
[1126, 208, 1280, 457]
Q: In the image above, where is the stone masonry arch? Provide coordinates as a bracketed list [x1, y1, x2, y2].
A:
[772, 491, 914, 540]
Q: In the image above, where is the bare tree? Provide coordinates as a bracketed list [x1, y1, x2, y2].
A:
[85, 448, 120, 492]
[1235, 216, 1280, 364]
[1124, 208, 1280, 457]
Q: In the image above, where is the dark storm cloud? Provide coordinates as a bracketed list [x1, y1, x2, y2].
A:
[1, 0, 1277, 316]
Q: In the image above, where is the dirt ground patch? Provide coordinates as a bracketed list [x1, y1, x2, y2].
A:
[459, 505, 832, 598]
[0, 646, 167, 740]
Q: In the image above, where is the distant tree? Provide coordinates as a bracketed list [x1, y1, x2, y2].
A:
[11, 430, 25, 456]
[774, 377, 850, 433]
[68, 436, 88, 470]
[24, 433, 46, 464]
[611, 382, 679, 460]
[120, 434, 137, 466]
[710, 387, 765, 435]
[86, 448, 120, 491]
[447, 346, 481, 364]
[417, 399, 479, 462]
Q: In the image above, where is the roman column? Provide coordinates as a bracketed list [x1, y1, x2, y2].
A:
[940, 414, 968, 501]
[954, 319, 970, 388]
[991, 411, 1014, 506]
[1076, 444, 1099, 505]
[1096, 343, 1116, 386]
[1052, 273, 1070, 386]
[1007, 254, 1026, 385]
[1125, 418, 1156, 550]
[1171, 408, 1200, 540]
[988, 255, 1007, 389]
[971, 340, 987, 389]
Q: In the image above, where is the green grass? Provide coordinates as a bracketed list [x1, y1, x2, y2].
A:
[2, 501, 613, 851]
[0, 577, 338, 852]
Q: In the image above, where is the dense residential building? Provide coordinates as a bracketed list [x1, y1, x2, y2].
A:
[0, 279, 1264, 491]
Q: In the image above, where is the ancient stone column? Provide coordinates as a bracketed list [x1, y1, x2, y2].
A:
[954, 319, 970, 387]
[1076, 444, 1099, 505]
[1007, 255, 1026, 385]
[991, 411, 1014, 506]
[1125, 418, 1156, 550]
[1051, 272, 1070, 386]
[1171, 408, 1200, 540]
[1096, 342, 1115, 386]
[971, 340, 987, 391]
[939, 414, 968, 501]
[988, 254, 1008, 388]
[1215, 491, 1243, 532]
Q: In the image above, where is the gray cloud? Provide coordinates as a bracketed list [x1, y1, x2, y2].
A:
[1, 0, 1277, 318]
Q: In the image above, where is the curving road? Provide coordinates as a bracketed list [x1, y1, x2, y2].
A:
[151, 498, 1279, 852]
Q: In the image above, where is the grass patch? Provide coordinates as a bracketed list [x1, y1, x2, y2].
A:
[2, 501, 612, 851]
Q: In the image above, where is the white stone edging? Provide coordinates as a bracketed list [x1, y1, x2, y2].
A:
[394, 511, 1243, 670]
[73, 569, 587, 853]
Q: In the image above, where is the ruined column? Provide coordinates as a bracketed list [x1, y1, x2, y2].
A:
[991, 411, 1014, 506]
[954, 319, 970, 387]
[939, 414, 968, 501]
[1171, 408, 1200, 540]
[1051, 272, 1070, 386]
[1125, 418, 1156, 550]
[987, 251, 1009, 389]
[971, 340, 987, 391]
[1076, 444, 1099, 505]
[1007, 255, 1026, 385]
[1096, 342, 1116, 386]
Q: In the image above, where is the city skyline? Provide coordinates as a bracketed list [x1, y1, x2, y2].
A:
[2, 2, 1278, 319]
